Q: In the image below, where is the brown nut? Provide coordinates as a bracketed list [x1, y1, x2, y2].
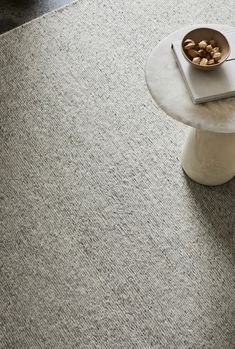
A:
[200, 58, 208, 65]
[208, 59, 215, 65]
[198, 49, 207, 57]
[206, 44, 213, 53]
[184, 42, 195, 50]
[209, 40, 216, 47]
[184, 39, 195, 45]
[213, 52, 222, 61]
[192, 57, 201, 64]
[188, 49, 200, 58]
[198, 40, 207, 49]
[212, 47, 220, 53]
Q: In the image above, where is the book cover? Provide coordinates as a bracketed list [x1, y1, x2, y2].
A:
[171, 31, 235, 104]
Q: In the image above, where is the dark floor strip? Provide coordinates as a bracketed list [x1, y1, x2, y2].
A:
[0, 0, 74, 34]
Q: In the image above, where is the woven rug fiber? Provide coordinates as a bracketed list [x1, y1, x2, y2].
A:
[0, 1, 235, 348]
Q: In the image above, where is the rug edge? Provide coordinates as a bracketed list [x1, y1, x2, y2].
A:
[0, 0, 79, 39]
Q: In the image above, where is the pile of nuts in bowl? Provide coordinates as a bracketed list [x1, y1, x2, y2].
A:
[183, 38, 222, 66]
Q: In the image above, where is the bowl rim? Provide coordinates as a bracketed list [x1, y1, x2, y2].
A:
[181, 27, 231, 68]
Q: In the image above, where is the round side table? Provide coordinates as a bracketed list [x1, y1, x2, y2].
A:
[145, 24, 235, 186]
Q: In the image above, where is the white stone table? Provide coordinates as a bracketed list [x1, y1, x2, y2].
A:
[145, 24, 235, 186]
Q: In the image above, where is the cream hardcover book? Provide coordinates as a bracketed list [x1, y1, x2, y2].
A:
[171, 31, 235, 104]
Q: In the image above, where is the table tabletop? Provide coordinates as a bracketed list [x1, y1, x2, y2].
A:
[145, 24, 235, 133]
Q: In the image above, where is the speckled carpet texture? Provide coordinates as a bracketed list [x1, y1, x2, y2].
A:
[0, 0, 235, 348]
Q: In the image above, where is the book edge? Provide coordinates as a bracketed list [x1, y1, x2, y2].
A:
[171, 43, 197, 104]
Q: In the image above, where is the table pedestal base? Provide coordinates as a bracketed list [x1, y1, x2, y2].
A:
[181, 128, 235, 186]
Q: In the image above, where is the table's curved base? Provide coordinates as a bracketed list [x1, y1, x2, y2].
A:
[181, 128, 235, 186]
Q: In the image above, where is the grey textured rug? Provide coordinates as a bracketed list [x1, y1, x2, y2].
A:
[0, 1, 235, 348]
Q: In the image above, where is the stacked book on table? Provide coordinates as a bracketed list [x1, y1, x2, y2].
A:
[171, 31, 235, 104]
